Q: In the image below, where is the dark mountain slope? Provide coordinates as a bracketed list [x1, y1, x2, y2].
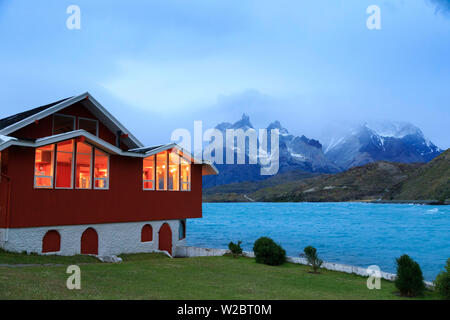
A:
[204, 161, 423, 202]
[386, 149, 450, 201]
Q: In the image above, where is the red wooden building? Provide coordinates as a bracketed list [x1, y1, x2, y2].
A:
[0, 93, 217, 256]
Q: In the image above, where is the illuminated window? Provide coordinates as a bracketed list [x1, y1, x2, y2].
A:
[76, 142, 92, 189]
[156, 151, 167, 190]
[143, 155, 155, 190]
[53, 114, 75, 134]
[79, 118, 99, 136]
[94, 149, 109, 189]
[180, 157, 191, 191]
[55, 140, 74, 189]
[34, 145, 55, 188]
[168, 151, 180, 191]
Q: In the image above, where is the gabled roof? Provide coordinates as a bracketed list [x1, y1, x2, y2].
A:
[129, 143, 219, 175]
[0, 92, 143, 149]
[0, 97, 72, 130]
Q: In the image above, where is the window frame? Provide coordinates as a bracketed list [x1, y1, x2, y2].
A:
[93, 149, 110, 190]
[168, 151, 180, 192]
[180, 156, 191, 192]
[178, 220, 186, 240]
[143, 155, 155, 191]
[78, 117, 99, 136]
[33, 145, 55, 189]
[156, 151, 168, 191]
[75, 142, 93, 190]
[52, 114, 76, 135]
[54, 140, 75, 190]
[143, 151, 192, 192]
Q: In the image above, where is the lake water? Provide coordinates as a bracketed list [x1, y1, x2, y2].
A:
[187, 203, 450, 281]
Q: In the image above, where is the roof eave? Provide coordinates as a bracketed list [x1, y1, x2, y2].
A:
[0, 92, 144, 149]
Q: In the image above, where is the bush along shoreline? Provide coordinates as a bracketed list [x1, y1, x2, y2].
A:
[248, 237, 447, 299]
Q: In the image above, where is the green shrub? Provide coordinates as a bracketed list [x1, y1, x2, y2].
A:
[435, 258, 450, 300]
[253, 237, 286, 266]
[228, 241, 243, 258]
[395, 254, 425, 297]
[304, 246, 323, 273]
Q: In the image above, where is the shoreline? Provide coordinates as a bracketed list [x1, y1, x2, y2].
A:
[175, 246, 434, 287]
[203, 200, 449, 205]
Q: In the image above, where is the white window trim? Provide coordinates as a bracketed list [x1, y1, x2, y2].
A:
[181, 181, 191, 192]
[54, 142, 75, 190]
[144, 152, 191, 192]
[156, 153, 168, 191]
[78, 117, 99, 137]
[93, 151, 110, 190]
[143, 156, 155, 191]
[168, 154, 180, 192]
[52, 114, 76, 135]
[143, 179, 155, 190]
[34, 175, 54, 189]
[180, 163, 191, 192]
[34, 146, 55, 189]
[75, 144, 93, 190]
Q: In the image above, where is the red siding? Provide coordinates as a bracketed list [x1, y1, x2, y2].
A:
[1, 145, 202, 228]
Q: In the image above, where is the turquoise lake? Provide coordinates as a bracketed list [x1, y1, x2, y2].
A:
[187, 203, 450, 281]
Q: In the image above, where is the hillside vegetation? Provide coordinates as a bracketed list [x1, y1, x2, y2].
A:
[203, 162, 423, 202]
[203, 170, 317, 202]
[249, 162, 421, 202]
[387, 149, 450, 201]
[203, 149, 449, 203]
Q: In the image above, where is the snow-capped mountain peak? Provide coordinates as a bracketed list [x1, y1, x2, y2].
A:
[325, 121, 442, 169]
[267, 120, 289, 135]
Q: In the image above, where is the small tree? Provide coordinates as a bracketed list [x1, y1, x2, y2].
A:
[228, 241, 243, 258]
[435, 258, 450, 300]
[395, 254, 425, 297]
[253, 237, 286, 266]
[303, 246, 323, 273]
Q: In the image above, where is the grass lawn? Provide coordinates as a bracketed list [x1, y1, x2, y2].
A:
[0, 251, 439, 300]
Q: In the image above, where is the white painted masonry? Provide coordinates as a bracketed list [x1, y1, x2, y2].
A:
[0, 219, 186, 256]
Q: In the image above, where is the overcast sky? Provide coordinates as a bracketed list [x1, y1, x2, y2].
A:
[0, 0, 449, 148]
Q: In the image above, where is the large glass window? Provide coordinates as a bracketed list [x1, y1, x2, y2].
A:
[55, 140, 74, 188]
[156, 151, 167, 191]
[34, 145, 55, 188]
[53, 114, 75, 134]
[76, 142, 92, 189]
[143, 151, 191, 192]
[180, 157, 191, 191]
[168, 151, 180, 191]
[143, 155, 155, 190]
[79, 118, 99, 136]
[94, 149, 109, 189]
